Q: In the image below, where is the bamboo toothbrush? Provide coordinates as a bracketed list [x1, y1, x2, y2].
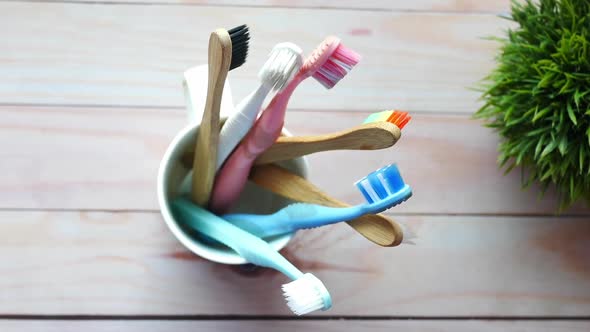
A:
[254, 121, 400, 165]
[209, 36, 361, 213]
[223, 163, 411, 239]
[249, 163, 405, 247]
[172, 196, 332, 315]
[179, 110, 410, 168]
[216, 42, 303, 170]
[191, 24, 249, 206]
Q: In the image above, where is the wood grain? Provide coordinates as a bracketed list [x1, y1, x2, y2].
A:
[1, 210, 589, 316]
[1, 320, 589, 332]
[254, 121, 401, 165]
[0, 1, 508, 113]
[191, 29, 232, 206]
[45, 0, 512, 13]
[2, 104, 589, 214]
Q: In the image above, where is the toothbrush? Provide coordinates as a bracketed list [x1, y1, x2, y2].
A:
[210, 36, 361, 213]
[179, 110, 411, 169]
[191, 24, 249, 207]
[249, 163, 405, 247]
[254, 121, 401, 165]
[171, 196, 332, 315]
[216, 43, 303, 170]
[222, 163, 412, 239]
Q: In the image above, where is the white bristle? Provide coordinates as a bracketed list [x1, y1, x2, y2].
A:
[258, 42, 303, 92]
[282, 273, 330, 316]
[360, 178, 380, 202]
[334, 58, 353, 71]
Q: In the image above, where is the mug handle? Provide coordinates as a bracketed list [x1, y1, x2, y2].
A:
[182, 64, 234, 124]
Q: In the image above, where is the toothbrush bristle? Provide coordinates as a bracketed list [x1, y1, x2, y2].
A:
[387, 111, 411, 130]
[282, 273, 331, 316]
[363, 110, 393, 124]
[388, 111, 401, 125]
[398, 114, 411, 129]
[355, 164, 407, 203]
[313, 43, 361, 89]
[363, 110, 411, 129]
[259, 43, 303, 92]
[228, 24, 250, 70]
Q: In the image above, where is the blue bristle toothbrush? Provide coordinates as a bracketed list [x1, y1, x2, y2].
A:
[222, 163, 412, 238]
[171, 196, 332, 316]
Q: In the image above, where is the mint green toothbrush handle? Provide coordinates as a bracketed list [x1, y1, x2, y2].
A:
[172, 196, 303, 280]
[224, 203, 364, 238]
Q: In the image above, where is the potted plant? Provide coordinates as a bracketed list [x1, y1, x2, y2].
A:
[475, 0, 590, 210]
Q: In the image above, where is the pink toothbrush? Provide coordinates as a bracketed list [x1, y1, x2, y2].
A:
[209, 36, 361, 214]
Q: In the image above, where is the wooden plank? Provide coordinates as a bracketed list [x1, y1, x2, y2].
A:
[1, 320, 589, 332]
[1, 211, 589, 315]
[2, 105, 589, 214]
[0, 1, 508, 113]
[53, 0, 512, 13]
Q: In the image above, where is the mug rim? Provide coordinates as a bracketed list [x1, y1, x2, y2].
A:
[157, 121, 308, 265]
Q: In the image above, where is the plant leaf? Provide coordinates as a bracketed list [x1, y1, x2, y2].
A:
[535, 134, 547, 159]
[540, 166, 554, 181]
[525, 126, 550, 136]
[533, 106, 552, 122]
[558, 135, 568, 155]
[580, 147, 586, 174]
[541, 139, 558, 158]
[567, 103, 578, 125]
[537, 72, 553, 88]
[574, 89, 582, 108]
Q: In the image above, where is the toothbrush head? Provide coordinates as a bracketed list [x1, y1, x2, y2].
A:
[228, 24, 250, 70]
[354, 163, 412, 211]
[259, 42, 304, 92]
[364, 110, 411, 130]
[282, 273, 332, 315]
[302, 36, 361, 89]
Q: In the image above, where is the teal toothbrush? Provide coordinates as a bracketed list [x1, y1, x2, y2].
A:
[171, 196, 332, 316]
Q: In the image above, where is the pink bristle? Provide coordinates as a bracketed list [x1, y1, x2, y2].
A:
[331, 44, 361, 67]
[312, 43, 360, 89]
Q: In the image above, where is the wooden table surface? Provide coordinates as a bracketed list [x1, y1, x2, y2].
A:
[1, 0, 590, 330]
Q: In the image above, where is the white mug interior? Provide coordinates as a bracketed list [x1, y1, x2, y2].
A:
[157, 119, 309, 265]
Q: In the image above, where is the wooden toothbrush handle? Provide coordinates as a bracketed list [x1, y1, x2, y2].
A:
[191, 29, 232, 207]
[249, 164, 404, 247]
[254, 122, 401, 165]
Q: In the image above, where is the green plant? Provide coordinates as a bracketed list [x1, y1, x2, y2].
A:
[474, 0, 590, 210]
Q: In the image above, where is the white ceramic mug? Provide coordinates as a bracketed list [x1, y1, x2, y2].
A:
[157, 65, 308, 265]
